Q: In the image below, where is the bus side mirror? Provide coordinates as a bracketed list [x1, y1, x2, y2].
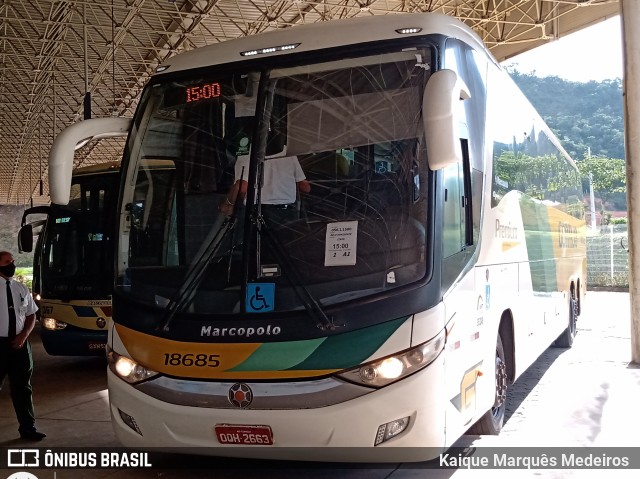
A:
[49, 117, 131, 205]
[423, 69, 470, 170]
[18, 224, 33, 253]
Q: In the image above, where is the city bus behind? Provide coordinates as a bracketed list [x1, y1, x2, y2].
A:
[19, 162, 120, 356]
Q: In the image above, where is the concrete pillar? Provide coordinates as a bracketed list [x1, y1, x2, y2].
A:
[621, 0, 640, 365]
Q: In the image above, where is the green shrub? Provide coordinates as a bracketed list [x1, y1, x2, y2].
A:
[14, 267, 33, 291]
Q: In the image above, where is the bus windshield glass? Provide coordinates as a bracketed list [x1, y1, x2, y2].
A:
[42, 171, 119, 300]
[119, 46, 431, 315]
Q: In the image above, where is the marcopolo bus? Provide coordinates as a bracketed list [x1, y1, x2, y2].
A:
[19, 162, 120, 355]
[47, 13, 586, 461]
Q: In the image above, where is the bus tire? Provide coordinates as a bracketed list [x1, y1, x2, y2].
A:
[553, 293, 578, 348]
[468, 335, 508, 435]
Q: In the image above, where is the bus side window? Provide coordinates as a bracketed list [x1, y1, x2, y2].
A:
[442, 138, 474, 290]
[443, 160, 465, 258]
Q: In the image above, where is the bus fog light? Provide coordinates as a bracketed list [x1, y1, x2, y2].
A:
[118, 409, 143, 436]
[374, 417, 410, 445]
[42, 317, 67, 330]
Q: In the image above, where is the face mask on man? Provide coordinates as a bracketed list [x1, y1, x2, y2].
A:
[0, 263, 16, 278]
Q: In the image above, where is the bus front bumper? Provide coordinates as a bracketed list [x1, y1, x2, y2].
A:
[107, 357, 447, 463]
[40, 327, 108, 356]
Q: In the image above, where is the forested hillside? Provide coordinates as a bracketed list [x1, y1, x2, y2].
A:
[509, 70, 624, 161]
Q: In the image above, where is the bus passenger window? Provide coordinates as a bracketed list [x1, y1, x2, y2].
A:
[443, 162, 464, 257]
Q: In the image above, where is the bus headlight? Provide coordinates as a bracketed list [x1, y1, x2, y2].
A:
[107, 346, 158, 384]
[42, 317, 67, 330]
[337, 329, 445, 387]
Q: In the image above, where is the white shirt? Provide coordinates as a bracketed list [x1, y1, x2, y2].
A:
[235, 154, 306, 205]
[0, 278, 38, 337]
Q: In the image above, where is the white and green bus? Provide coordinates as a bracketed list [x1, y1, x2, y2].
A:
[48, 13, 586, 461]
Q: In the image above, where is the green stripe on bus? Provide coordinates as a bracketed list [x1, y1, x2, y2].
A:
[293, 316, 408, 370]
[520, 196, 558, 292]
[228, 337, 326, 371]
[229, 316, 408, 372]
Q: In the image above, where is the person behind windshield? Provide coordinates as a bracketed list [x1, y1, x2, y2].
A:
[219, 148, 311, 224]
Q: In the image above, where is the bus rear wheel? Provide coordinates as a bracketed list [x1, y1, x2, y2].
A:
[469, 335, 508, 435]
[553, 292, 578, 348]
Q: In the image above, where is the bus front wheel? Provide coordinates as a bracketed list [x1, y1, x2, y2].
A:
[468, 335, 508, 435]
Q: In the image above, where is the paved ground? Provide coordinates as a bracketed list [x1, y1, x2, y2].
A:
[0, 291, 639, 478]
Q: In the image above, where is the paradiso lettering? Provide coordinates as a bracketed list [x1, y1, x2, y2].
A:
[201, 324, 281, 338]
[495, 219, 518, 240]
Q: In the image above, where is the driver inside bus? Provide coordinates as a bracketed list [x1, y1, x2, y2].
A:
[219, 148, 311, 224]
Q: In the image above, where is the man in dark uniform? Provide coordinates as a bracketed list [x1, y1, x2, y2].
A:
[0, 250, 46, 440]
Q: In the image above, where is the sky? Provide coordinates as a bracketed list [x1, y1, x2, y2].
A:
[501, 16, 623, 82]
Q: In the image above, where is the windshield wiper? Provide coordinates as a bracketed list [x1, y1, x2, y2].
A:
[253, 211, 339, 331]
[158, 180, 244, 332]
[240, 153, 336, 330]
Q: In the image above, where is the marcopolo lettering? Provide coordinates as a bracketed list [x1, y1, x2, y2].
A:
[201, 324, 282, 338]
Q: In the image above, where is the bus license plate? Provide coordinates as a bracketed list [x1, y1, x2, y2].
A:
[215, 424, 273, 445]
[88, 342, 106, 351]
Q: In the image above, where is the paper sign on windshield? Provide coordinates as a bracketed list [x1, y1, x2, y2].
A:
[324, 221, 358, 266]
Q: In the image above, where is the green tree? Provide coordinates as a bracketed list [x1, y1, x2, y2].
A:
[496, 151, 581, 199]
[506, 69, 624, 160]
[576, 156, 626, 217]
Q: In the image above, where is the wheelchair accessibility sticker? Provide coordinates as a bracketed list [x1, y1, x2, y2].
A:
[246, 283, 275, 313]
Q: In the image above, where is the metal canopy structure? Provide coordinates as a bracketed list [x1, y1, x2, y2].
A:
[0, 0, 621, 206]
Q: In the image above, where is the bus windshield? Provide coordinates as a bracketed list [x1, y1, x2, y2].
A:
[119, 46, 431, 315]
[42, 171, 118, 300]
